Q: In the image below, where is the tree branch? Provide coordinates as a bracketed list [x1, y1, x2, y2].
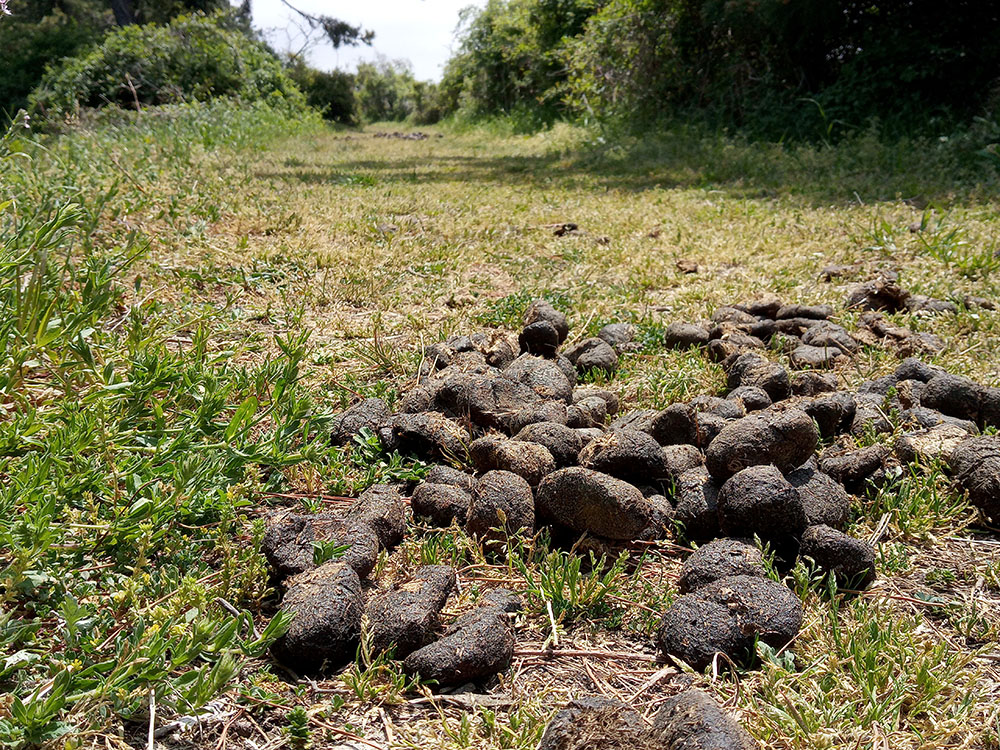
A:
[277, 0, 374, 48]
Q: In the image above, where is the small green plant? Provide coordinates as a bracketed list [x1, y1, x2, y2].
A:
[925, 567, 959, 587]
[285, 706, 311, 749]
[755, 538, 781, 582]
[514, 545, 628, 621]
[790, 558, 834, 601]
[861, 212, 902, 257]
[947, 599, 998, 644]
[348, 319, 417, 376]
[312, 540, 352, 566]
[867, 464, 969, 539]
[403, 525, 481, 568]
[349, 428, 429, 487]
[474, 290, 572, 328]
[477, 703, 548, 750]
[626, 349, 725, 408]
[876, 541, 912, 575]
[341, 621, 421, 704]
[985, 559, 1000, 591]
[758, 640, 798, 671]
[913, 210, 1000, 278]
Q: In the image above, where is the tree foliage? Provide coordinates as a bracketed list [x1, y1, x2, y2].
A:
[120, 0, 235, 26]
[278, 0, 373, 50]
[443, 0, 1000, 138]
[285, 59, 356, 123]
[661, 0, 1000, 136]
[0, 0, 243, 120]
[280, 55, 445, 126]
[440, 0, 598, 125]
[355, 57, 442, 124]
[0, 0, 110, 117]
[30, 11, 305, 119]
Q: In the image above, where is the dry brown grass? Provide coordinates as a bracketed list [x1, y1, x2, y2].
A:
[184, 124, 1000, 394]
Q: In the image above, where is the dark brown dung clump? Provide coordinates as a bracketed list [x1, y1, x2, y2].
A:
[402, 605, 515, 686]
[365, 564, 457, 658]
[271, 561, 363, 674]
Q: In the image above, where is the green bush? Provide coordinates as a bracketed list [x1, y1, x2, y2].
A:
[440, 0, 597, 123]
[286, 59, 357, 123]
[665, 0, 1000, 138]
[30, 11, 306, 119]
[561, 0, 678, 127]
[134, 0, 234, 26]
[444, 0, 1000, 140]
[0, 2, 110, 119]
[355, 57, 443, 125]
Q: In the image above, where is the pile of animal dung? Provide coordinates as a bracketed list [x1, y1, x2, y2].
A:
[260, 283, 999, 746]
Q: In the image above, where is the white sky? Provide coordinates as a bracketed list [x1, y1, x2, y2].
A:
[250, 0, 485, 82]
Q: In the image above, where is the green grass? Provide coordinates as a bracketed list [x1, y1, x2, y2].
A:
[2, 106, 1000, 749]
[865, 463, 973, 541]
[0, 102, 422, 747]
[748, 597, 982, 747]
[513, 543, 630, 622]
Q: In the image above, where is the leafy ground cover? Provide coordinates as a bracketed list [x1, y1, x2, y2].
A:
[2, 108, 999, 749]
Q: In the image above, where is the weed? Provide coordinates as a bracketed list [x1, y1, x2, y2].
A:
[0, 101, 318, 742]
[913, 209, 1000, 278]
[925, 567, 959, 587]
[341, 620, 421, 704]
[514, 544, 628, 621]
[347, 315, 418, 376]
[476, 704, 548, 750]
[985, 559, 1000, 591]
[312, 540, 351, 566]
[402, 524, 482, 568]
[285, 705, 311, 748]
[860, 211, 903, 257]
[624, 349, 725, 408]
[474, 290, 573, 328]
[789, 558, 833, 601]
[876, 541, 912, 575]
[748, 597, 981, 746]
[866, 465, 970, 539]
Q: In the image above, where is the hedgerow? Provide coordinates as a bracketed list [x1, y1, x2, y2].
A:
[30, 11, 305, 119]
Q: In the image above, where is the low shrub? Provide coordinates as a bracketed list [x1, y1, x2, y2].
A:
[0, 7, 104, 119]
[286, 59, 357, 123]
[30, 11, 305, 119]
[355, 57, 443, 125]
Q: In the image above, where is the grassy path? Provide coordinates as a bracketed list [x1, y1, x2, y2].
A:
[230, 124, 1000, 393]
[3, 111, 1000, 749]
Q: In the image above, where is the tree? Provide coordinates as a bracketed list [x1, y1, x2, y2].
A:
[111, 0, 236, 26]
[0, 0, 247, 119]
[109, 0, 135, 25]
[0, 0, 111, 117]
[439, 0, 599, 122]
[278, 0, 373, 49]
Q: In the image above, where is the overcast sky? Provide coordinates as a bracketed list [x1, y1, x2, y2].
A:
[251, 0, 484, 82]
